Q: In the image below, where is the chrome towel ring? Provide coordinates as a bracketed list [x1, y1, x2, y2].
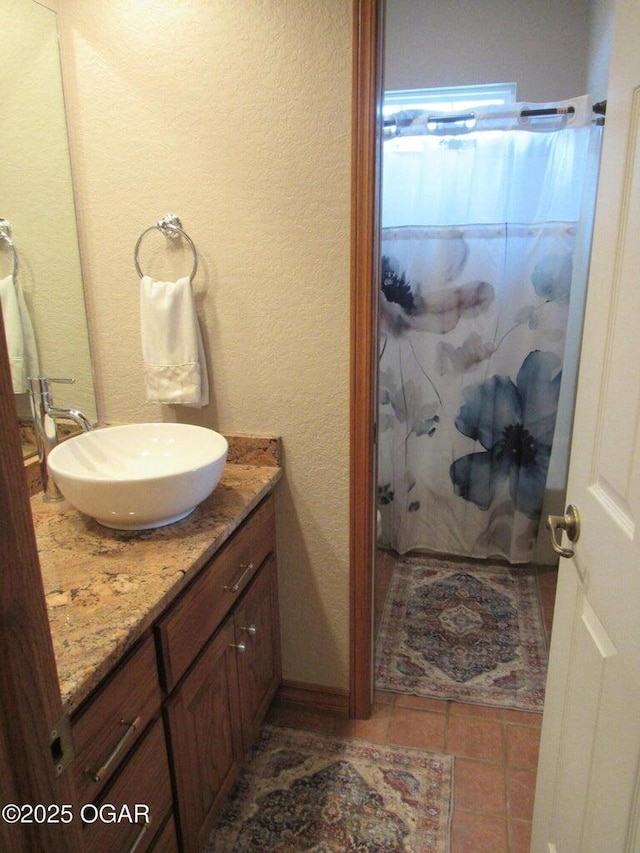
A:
[134, 214, 198, 283]
[0, 219, 18, 279]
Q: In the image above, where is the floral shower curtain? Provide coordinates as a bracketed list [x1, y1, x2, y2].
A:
[378, 96, 602, 563]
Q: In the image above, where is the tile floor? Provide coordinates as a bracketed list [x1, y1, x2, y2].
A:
[267, 551, 558, 853]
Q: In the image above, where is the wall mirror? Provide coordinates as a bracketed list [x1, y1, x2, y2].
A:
[1, 0, 97, 459]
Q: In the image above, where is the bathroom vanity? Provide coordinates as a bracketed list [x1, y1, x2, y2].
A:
[32, 442, 282, 852]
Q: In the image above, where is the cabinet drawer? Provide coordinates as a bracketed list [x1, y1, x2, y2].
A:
[157, 494, 275, 691]
[83, 719, 172, 853]
[71, 634, 161, 805]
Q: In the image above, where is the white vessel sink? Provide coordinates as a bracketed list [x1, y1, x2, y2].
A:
[47, 423, 228, 530]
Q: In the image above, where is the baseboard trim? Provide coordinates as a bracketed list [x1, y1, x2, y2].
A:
[274, 680, 350, 718]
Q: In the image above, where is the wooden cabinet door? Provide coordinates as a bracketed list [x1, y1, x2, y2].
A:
[165, 618, 243, 853]
[234, 555, 281, 753]
[149, 814, 178, 852]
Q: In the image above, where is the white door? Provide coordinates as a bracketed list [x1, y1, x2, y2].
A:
[531, 0, 640, 850]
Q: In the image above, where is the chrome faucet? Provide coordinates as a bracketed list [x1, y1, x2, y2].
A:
[29, 377, 93, 502]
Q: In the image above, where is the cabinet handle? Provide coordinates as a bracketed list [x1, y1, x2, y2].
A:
[86, 716, 141, 782]
[230, 641, 247, 653]
[223, 562, 254, 594]
[127, 819, 150, 853]
[242, 624, 257, 636]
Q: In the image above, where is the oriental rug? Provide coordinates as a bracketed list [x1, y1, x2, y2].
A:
[375, 557, 548, 712]
[206, 725, 453, 853]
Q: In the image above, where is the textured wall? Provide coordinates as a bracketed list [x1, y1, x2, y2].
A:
[385, 0, 591, 102]
[57, 0, 353, 689]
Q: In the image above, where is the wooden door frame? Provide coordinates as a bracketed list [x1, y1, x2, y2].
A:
[349, 0, 383, 719]
[0, 312, 83, 850]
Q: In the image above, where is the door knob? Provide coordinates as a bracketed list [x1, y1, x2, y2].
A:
[547, 504, 581, 558]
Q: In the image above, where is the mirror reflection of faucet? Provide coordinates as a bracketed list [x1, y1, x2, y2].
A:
[29, 377, 93, 502]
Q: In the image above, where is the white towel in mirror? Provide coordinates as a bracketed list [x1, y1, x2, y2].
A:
[0, 273, 40, 393]
[139, 275, 209, 407]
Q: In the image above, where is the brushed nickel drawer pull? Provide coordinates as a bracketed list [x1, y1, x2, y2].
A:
[127, 818, 150, 853]
[223, 562, 254, 593]
[230, 641, 247, 653]
[87, 716, 141, 782]
[242, 624, 257, 636]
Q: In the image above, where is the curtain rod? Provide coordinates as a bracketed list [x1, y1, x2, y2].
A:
[384, 100, 606, 131]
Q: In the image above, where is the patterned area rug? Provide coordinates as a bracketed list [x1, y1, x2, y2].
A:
[375, 557, 548, 711]
[206, 725, 453, 852]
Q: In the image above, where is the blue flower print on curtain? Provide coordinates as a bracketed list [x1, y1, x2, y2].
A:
[378, 225, 577, 562]
[531, 253, 572, 303]
[450, 350, 562, 519]
[380, 245, 495, 338]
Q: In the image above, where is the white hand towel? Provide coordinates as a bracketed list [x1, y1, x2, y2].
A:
[0, 273, 40, 393]
[140, 274, 209, 407]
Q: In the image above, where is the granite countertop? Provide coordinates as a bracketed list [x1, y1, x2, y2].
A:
[30, 435, 282, 714]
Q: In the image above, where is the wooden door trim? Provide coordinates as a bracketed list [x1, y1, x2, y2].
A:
[0, 313, 83, 850]
[349, 0, 382, 719]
